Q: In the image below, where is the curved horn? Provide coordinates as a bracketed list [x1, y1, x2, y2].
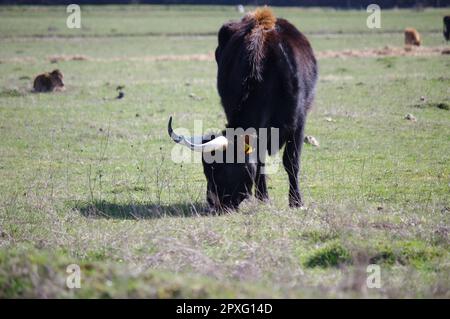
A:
[167, 116, 228, 153]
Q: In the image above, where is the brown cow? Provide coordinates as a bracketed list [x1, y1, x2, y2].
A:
[33, 69, 65, 92]
[404, 28, 421, 46]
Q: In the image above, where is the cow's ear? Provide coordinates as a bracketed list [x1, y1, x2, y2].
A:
[244, 134, 255, 154]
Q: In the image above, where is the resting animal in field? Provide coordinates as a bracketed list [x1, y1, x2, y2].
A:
[168, 7, 318, 211]
[444, 16, 450, 42]
[33, 69, 65, 92]
[404, 28, 421, 46]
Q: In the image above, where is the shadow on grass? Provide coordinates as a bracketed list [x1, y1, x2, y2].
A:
[74, 200, 211, 219]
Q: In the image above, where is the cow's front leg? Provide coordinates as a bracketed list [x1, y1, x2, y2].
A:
[282, 127, 304, 207]
[255, 162, 269, 202]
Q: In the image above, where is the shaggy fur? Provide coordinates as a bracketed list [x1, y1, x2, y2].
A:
[33, 69, 64, 92]
[244, 7, 276, 81]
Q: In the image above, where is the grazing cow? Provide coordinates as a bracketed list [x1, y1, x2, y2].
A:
[168, 7, 318, 211]
[444, 16, 450, 42]
[33, 69, 65, 92]
[404, 28, 421, 46]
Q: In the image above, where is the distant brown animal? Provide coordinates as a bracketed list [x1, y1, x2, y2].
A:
[444, 16, 450, 41]
[404, 28, 421, 46]
[33, 69, 65, 92]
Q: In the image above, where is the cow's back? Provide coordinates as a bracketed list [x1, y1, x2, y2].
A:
[216, 8, 317, 139]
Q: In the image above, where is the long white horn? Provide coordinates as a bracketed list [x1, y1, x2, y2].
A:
[167, 116, 228, 153]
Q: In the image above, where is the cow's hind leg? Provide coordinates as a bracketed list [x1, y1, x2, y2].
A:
[282, 126, 304, 207]
[255, 162, 269, 202]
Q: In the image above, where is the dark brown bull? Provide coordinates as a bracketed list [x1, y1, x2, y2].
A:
[169, 7, 318, 211]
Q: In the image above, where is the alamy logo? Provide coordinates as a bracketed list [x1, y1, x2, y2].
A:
[366, 264, 381, 288]
[66, 264, 81, 289]
[66, 4, 81, 29]
[169, 121, 281, 174]
[366, 4, 381, 29]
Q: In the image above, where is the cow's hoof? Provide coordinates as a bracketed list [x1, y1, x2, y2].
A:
[289, 202, 303, 208]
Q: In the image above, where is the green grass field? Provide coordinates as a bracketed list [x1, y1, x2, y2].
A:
[0, 5, 449, 298]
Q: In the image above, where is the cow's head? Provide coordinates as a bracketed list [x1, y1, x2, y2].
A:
[168, 117, 256, 211]
[50, 69, 64, 88]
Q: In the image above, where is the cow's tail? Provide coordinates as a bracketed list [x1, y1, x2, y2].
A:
[246, 7, 276, 81]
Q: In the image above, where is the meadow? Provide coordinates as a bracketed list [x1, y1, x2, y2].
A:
[0, 5, 449, 298]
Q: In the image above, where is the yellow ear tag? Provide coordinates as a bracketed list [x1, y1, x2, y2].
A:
[244, 143, 253, 154]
